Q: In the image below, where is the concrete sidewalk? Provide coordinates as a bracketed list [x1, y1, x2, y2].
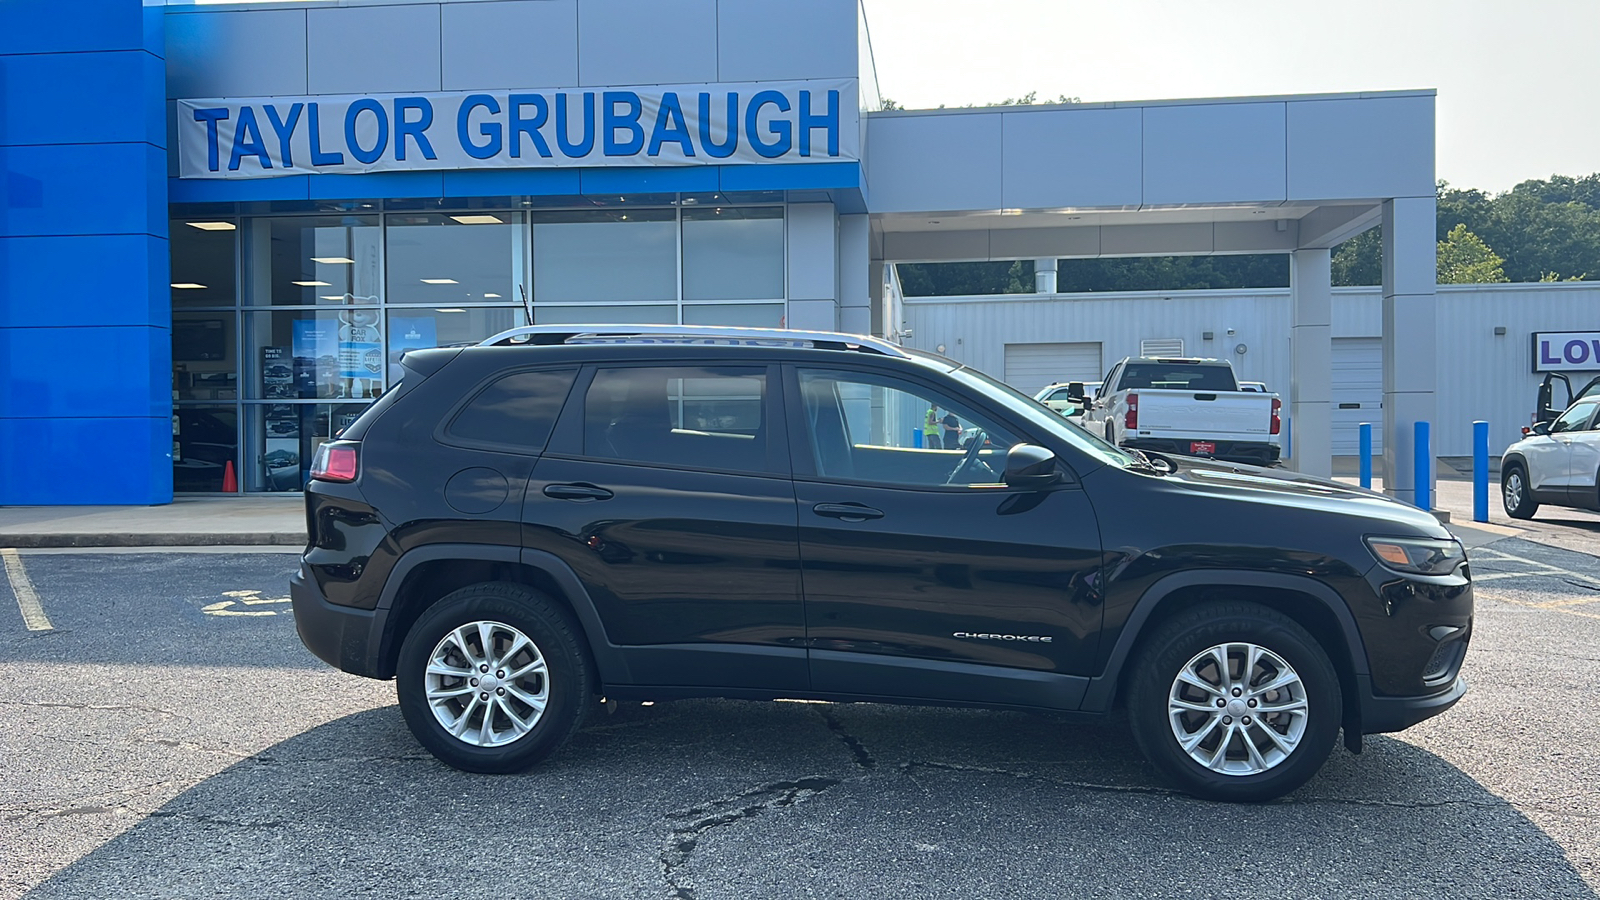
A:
[0, 496, 306, 548]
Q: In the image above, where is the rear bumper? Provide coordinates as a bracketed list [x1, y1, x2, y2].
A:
[1123, 437, 1281, 465]
[291, 564, 390, 679]
[1357, 674, 1467, 734]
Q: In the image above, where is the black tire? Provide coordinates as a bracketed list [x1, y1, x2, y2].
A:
[1126, 602, 1341, 803]
[1502, 463, 1538, 519]
[396, 582, 593, 773]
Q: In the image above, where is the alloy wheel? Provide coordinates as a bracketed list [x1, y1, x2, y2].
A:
[1167, 642, 1309, 776]
[425, 620, 549, 747]
[1505, 471, 1524, 511]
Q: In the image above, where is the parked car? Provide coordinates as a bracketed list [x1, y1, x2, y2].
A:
[1082, 357, 1282, 466]
[1033, 381, 1099, 417]
[1239, 381, 1269, 393]
[1501, 395, 1600, 518]
[291, 325, 1470, 803]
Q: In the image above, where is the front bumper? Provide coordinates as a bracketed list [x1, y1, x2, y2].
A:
[1357, 674, 1468, 734]
[291, 565, 391, 679]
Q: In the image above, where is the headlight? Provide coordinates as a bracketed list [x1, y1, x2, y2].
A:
[1365, 536, 1466, 576]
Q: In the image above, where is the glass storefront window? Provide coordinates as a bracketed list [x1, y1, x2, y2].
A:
[244, 215, 381, 306]
[682, 303, 786, 328]
[244, 403, 371, 493]
[386, 307, 524, 380]
[173, 405, 237, 492]
[245, 309, 384, 401]
[172, 312, 239, 401]
[682, 207, 784, 301]
[385, 213, 526, 306]
[531, 304, 678, 325]
[531, 209, 676, 304]
[170, 218, 237, 308]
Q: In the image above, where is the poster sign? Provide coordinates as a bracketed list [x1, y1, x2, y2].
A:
[177, 79, 859, 179]
[1533, 332, 1600, 372]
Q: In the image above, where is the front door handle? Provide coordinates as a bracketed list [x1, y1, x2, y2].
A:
[813, 502, 884, 522]
[544, 483, 614, 501]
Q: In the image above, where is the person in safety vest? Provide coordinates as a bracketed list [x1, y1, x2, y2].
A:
[924, 403, 943, 449]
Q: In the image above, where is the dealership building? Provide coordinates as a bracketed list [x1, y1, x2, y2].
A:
[4, 0, 1578, 506]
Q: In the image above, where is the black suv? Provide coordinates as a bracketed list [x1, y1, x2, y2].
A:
[291, 325, 1471, 802]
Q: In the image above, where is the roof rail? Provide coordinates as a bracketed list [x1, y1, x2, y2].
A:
[476, 324, 912, 358]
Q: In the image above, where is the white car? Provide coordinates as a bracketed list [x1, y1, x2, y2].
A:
[1500, 396, 1600, 518]
[1033, 382, 1100, 417]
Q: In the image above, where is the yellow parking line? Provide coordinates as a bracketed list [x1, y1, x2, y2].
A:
[2, 548, 53, 631]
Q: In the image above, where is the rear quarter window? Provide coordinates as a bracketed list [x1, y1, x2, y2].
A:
[445, 368, 579, 453]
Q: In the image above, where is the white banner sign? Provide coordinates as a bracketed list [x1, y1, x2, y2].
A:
[1533, 331, 1600, 372]
[178, 79, 859, 179]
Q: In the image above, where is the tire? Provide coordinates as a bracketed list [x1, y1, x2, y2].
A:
[1126, 602, 1341, 803]
[1502, 464, 1538, 519]
[396, 582, 593, 773]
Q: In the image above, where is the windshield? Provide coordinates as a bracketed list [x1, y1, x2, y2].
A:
[1120, 363, 1237, 391]
[938, 361, 1137, 469]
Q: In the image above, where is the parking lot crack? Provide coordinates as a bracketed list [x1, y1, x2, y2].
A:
[5, 700, 190, 722]
[817, 708, 876, 770]
[901, 760, 1178, 797]
[660, 776, 840, 900]
[146, 810, 286, 830]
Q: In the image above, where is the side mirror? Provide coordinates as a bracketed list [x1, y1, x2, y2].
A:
[1531, 421, 1551, 436]
[1003, 443, 1061, 488]
[1066, 382, 1086, 401]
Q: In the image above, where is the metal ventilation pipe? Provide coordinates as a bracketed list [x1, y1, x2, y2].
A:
[1034, 258, 1058, 294]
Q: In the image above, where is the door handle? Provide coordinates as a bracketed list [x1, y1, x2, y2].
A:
[813, 502, 884, 522]
[543, 483, 614, 501]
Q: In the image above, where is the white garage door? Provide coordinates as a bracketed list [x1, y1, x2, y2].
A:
[1004, 342, 1103, 396]
[1332, 338, 1383, 456]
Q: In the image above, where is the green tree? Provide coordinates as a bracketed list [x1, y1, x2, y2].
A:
[1331, 228, 1382, 286]
[1436, 224, 1508, 283]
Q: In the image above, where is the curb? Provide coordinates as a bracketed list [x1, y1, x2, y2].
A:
[0, 533, 305, 549]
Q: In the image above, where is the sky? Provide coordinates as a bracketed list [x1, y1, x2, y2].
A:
[860, 0, 1600, 194]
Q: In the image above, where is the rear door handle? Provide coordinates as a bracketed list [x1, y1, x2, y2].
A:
[813, 502, 884, 522]
[544, 483, 614, 501]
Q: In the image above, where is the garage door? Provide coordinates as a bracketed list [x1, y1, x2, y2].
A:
[1332, 338, 1383, 455]
[1004, 342, 1103, 396]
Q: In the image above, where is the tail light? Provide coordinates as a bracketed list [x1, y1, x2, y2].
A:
[1521, 426, 1532, 436]
[1270, 397, 1282, 435]
[1124, 393, 1139, 430]
[311, 441, 360, 483]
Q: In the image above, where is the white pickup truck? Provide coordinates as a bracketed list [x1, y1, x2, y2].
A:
[1082, 357, 1282, 466]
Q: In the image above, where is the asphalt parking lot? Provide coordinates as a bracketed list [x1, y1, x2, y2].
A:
[2, 535, 1598, 900]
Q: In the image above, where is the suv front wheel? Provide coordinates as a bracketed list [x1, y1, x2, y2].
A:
[1126, 602, 1341, 802]
[396, 582, 593, 773]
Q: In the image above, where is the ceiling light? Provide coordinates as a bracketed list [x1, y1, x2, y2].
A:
[293, 280, 332, 286]
[449, 214, 504, 225]
[999, 208, 1023, 216]
[185, 221, 236, 231]
[310, 256, 355, 264]
[484, 293, 502, 298]
[320, 295, 346, 301]
[171, 282, 207, 289]
[421, 278, 459, 284]
[435, 308, 467, 313]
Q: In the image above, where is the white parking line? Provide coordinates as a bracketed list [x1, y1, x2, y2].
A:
[2, 548, 54, 631]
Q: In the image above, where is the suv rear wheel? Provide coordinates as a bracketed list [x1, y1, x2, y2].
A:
[1126, 602, 1340, 802]
[397, 582, 592, 773]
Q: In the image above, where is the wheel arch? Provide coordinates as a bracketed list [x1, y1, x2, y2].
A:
[1080, 570, 1369, 742]
[373, 544, 628, 685]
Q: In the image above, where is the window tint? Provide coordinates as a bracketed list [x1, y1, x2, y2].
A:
[1551, 402, 1598, 434]
[584, 366, 769, 473]
[447, 368, 578, 451]
[798, 370, 1019, 488]
[1118, 363, 1236, 392]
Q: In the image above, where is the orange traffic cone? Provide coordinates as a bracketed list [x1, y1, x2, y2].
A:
[222, 460, 238, 493]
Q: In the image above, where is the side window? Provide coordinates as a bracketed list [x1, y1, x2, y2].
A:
[798, 369, 1020, 488]
[446, 368, 577, 451]
[1551, 402, 1598, 434]
[583, 366, 770, 473]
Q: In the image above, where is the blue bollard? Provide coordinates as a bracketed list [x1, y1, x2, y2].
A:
[1474, 420, 1489, 522]
[1359, 423, 1372, 489]
[1414, 420, 1432, 512]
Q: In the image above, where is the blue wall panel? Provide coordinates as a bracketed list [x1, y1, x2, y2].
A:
[309, 172, 444, 201]
[0, 235, 167, 328]
[1, 0, 170, 505]
[169, 175, 310, 204]
[0, 326, 168, 419]
[1, 143, 167, 238]
[442, 169, 581, 198]
[0, 416, 172, 505]
[721, 162, 860, 192]
[0, 52, 167, 148]
[579, 166, 719, 196]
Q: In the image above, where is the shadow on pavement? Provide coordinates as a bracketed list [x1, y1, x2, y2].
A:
[23, 699, 1598, 900]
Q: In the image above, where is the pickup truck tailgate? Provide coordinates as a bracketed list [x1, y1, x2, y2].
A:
[1138, 392, 1270, 435]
